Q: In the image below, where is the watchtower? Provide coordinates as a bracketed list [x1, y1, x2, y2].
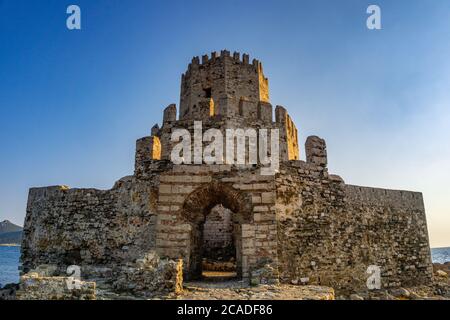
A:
[179, 50, 269, 120]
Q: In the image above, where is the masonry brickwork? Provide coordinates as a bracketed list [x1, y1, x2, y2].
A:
[20, 51, 433, 295]
[202, 205, 235, 262]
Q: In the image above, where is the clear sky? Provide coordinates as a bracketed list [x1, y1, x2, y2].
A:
[0, 0, 449, 247]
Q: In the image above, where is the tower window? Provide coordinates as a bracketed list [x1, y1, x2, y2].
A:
[203, 87, 212, 98]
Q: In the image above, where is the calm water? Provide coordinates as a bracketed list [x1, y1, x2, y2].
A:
[0, 246, 449, 287]
[0, 246, 20, 287]
[431, 247, 450, 264]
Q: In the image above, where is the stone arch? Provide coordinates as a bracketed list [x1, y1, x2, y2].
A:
[181, 182, 253, 280]
[182, 182, 253, 224]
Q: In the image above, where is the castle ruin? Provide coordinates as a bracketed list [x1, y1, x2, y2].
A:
[21, 50, 434, 293]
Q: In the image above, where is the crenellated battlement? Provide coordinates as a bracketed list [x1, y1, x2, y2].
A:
[184, 50, 264, 75]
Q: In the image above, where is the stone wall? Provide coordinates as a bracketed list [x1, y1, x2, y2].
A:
[344, 185, 433, 288]
[275, 159, 433, 291]
[203, 205, 234, 261]
[113, 251, 183, 297]
[21, 176, 158, 277]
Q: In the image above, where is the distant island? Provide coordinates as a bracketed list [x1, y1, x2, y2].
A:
[0, 220, 23, 246]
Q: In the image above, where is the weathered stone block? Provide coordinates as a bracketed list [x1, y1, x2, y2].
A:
[17, 274, 96, 300]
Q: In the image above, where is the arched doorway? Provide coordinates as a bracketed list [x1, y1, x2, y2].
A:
[202, 205, 236, 278]
[181, 182, 252, 281]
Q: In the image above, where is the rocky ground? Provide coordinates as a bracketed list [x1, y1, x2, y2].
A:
[0, 283, 19, 300]
[175, 281, 335, 300]
[96, 281, 450, 301]
[3, 264, 450, 300]
[336, 266, 450, 300]
[96, 279, 335, 300]
[94, 270, 333, 300]
[95, 266, 450, 300]
[433, 261, 450, 277]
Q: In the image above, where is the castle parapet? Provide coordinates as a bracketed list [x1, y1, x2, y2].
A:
[258, 101, 273, 122]
[163, 104, 177, 124]
[238, 98, 258, 119]
[276, 106, 299, 161]
[305, 136, 327, 168]
[151, 124, 160, 136]
[135, 136, 161, 169]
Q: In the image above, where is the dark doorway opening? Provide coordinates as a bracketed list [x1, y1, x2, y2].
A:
[201, 205, 238, 281]
[203, 87, 212, 98]
[182, 182, 252, 282]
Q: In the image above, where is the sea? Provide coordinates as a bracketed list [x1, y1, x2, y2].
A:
[0, 246, 449, 287]
[431, 247, 450, 264]
[0, 246, 21, 287]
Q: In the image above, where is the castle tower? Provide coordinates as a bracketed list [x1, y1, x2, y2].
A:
[135, 50, 300, 164]
[179, 50, 269, 120]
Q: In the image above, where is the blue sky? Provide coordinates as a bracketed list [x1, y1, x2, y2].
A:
[0, 0, 449, 247]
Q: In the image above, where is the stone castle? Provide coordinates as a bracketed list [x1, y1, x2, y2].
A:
[21, 50, 434, 294]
